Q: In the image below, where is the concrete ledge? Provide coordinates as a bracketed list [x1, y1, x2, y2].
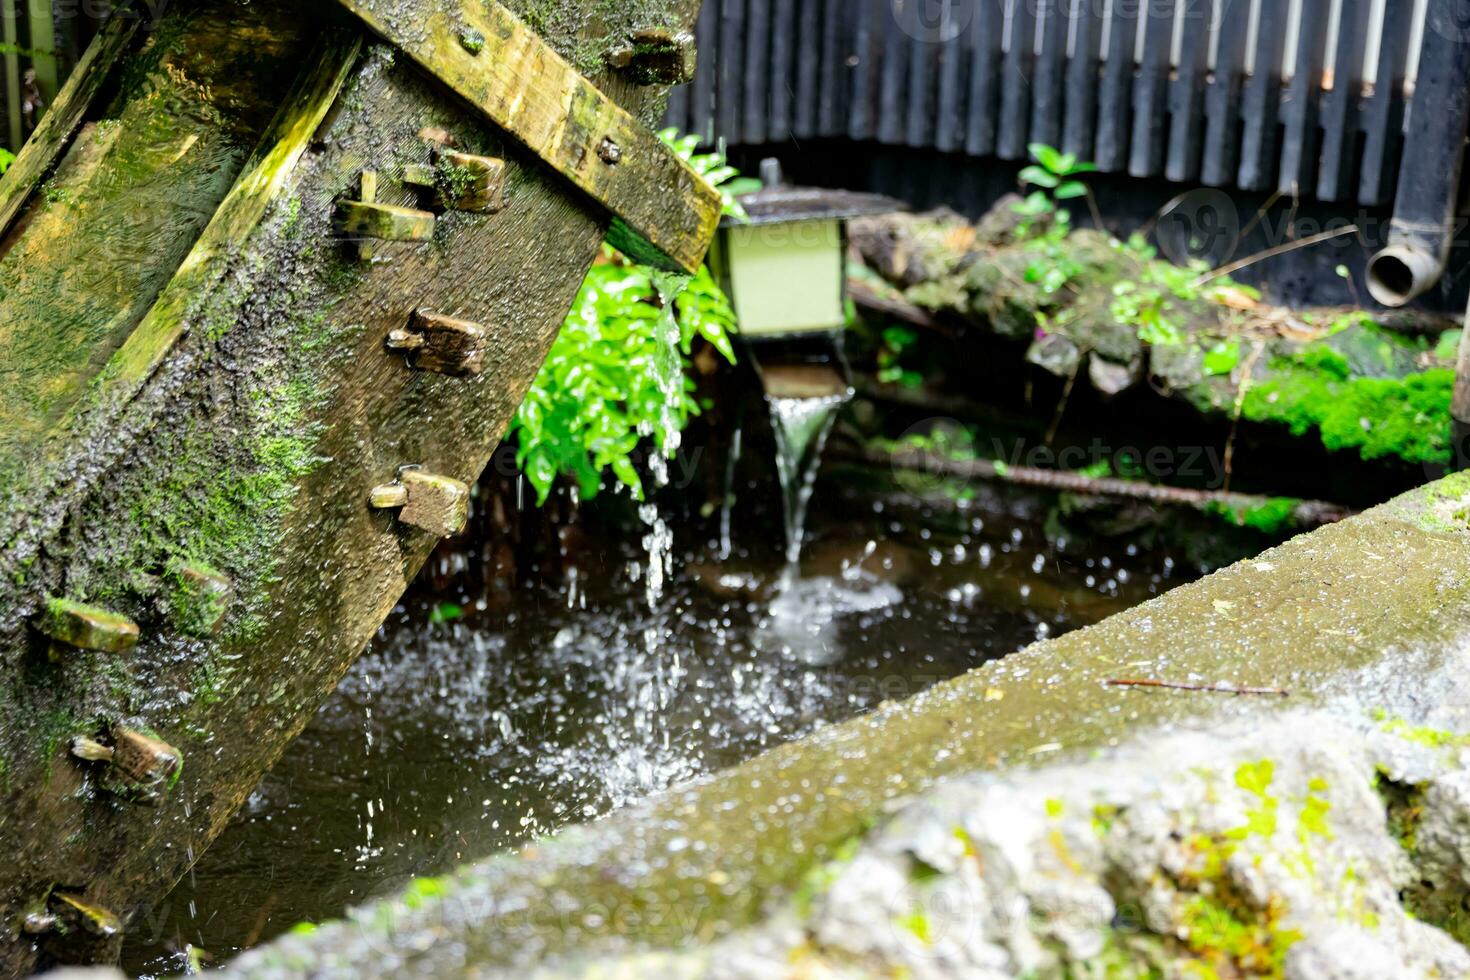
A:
[227, 473, 1470, 977]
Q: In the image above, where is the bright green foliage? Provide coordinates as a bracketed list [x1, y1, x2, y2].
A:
[1434, 329, 1462, 362]
[0, 147, 14, 175]
[657, 127, 759, 220]
[1242, 367, 1454, 465]
[509, 133, 744, 505]
[1204, 497, 1302, 535]
[1203, 339, 1242, 376]
[512, 259, 737, 505]
[1020, 142, 1096, 201]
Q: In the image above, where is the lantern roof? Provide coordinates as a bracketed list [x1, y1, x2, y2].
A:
[721, 158, 906, 227]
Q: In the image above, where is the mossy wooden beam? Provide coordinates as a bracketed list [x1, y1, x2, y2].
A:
[331, 0, 721, 273]
[96, 30, 363, 398]
[0, 14, 138, 239]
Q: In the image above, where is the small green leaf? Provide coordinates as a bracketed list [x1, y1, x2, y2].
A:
[1028, 142, 1065, 173]
[1018, 165, 1059, 189]
[1202, 339, 1242, 375]
[1054, 180, 1088, 200]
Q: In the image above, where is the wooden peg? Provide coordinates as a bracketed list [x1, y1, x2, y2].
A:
[434, 149, 507, 213]
[402, 162, 437, 188]
[606, 29, 697, 86]
[336, 168, 435, 261]
[335, 200, 436, 241]
[36, 598, 139, 654]
[386, 309, 488, 376]
[71, 728, 182, 804]
[369, 469, 470, 537]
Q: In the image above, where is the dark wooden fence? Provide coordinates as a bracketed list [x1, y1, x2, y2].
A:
[664, 0, 1435, 208]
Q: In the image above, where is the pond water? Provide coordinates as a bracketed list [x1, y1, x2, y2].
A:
[122, 470, 1197, 975]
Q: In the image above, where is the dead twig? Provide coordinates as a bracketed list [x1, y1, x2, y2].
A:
[1222, 338, 1266, 494]
[1106, 678, 1290, 697]
[1192, 224, 1359, 289]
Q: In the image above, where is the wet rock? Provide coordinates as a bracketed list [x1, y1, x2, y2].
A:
[849, 207, 972, 288]
[973, 192, 1050, 248]
[1087, 355, 1141, 397]
[1025, 332, 1081, 378]
[1149, 339, 1207, 390]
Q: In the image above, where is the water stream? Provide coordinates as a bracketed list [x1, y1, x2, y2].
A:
[767, 390, 852, 568]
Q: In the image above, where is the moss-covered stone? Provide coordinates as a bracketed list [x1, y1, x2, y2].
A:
[849, 204, 1459, 468]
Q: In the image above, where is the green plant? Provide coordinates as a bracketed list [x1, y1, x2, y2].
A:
[1110, 281, 1181, 346]
[1020, 143, 1096, 201]
[0, 147, 14, 176]
[508, 133, 745, 505]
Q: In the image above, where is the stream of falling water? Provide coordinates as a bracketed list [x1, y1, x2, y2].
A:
[768, 392, 852, 570]
[622, 270, 693, 787]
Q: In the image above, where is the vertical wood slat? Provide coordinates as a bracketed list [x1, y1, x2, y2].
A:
[964, 0, 1005, 155]
[768, 0, 797, 140]
[877, 0, 909, 143]
[2, 0, 20, 151]
[1166, 0, 1214, 181]
[1129, 0, 1176, 176]
[1094, 0, 1139, 171]
[905, 28, 938, 147]
[716, 0, 745, 146]
[847, 0, 879, 139]
[1315, 0, 1370, 200]
[933, 6, 971, 152]
[1237, 0, 1289, 190]
[1062, 0, 1103, 160]
[1030, 0, 1068, 150]
[997, 0, 1036, 159]
[1276, 0, 1331, 196]
[690, 0, 719, 142]
[741, 0, 769, 143]
[818, 0, 845, 135]
[24, 0, 52, 102]
[1358, 0, 1415, 206]
[793, 0, 821, 138]
[1202, 0, 1251, 185]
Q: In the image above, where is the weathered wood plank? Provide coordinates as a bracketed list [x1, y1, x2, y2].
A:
[84, 30, 362, 404]
[332, 0, 721, 273]
[0, 14, 137, 239]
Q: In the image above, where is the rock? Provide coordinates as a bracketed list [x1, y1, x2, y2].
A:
[1087, 355, 1141, 396]
[973, 192, 1050, 248]
[1025, 333, 1081, 378]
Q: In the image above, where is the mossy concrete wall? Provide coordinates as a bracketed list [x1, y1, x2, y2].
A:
[0, 0, 703, 974]
[228, 472, 1470, 977]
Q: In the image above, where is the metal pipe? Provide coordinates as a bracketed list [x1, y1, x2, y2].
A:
[1366, 4, 1470, 307]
